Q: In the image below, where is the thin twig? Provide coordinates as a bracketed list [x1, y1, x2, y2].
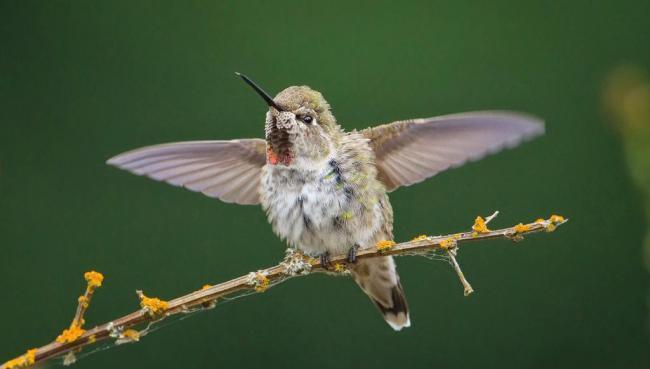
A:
[484, 210, 500, 224]
[1, 213, 567, 369]
[447, 247, 474, 296]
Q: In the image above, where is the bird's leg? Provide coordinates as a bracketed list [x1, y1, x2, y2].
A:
[319, 251, 332, 270]
[347, 244, 360, 264]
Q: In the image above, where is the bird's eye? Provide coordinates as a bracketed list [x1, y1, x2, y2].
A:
[299, 115, 314, 124]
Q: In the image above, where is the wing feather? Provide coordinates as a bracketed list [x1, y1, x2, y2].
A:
[107, 139, 267, 205]
[362, 111, 544, 191]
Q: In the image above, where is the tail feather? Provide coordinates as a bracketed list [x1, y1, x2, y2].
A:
[372, 281, 410, 330]
[351, 256, 410, 331]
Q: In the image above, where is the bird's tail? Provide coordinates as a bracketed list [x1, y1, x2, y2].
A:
[350, 256, 410, 331]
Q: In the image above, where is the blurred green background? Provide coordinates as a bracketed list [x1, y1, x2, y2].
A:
[1, 1, 649, 368]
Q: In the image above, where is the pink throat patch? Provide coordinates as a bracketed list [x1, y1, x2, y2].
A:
[267, 147, 293, 166]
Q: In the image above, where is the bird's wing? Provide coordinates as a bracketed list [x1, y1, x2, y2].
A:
[361, 111, 544, 192]
[107, 139, 267, 205]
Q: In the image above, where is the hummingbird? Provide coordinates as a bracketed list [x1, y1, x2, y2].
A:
[107, 73, 544, 331]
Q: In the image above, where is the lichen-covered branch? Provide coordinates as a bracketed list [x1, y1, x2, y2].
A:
[1, 213, 567, 369]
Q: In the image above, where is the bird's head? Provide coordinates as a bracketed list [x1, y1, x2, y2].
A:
[237, 73, 340, 167]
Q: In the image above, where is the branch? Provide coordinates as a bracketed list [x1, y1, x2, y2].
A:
[1, 213, 567, 369]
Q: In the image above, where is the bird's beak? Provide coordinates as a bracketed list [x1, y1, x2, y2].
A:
[236, 72, 283, 111]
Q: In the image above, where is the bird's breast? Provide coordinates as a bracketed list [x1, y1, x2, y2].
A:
[260, 159, 386, 256]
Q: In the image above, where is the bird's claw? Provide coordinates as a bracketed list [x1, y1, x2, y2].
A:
[319, 252, 332, 270]
[347, 244, 360, 264]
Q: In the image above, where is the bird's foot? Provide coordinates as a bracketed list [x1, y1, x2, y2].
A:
[347, 244, 360, 264]
[319, 252, 332, 270]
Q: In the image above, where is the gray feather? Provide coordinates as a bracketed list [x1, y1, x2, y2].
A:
[362, 111, 545, 191]
[351, 256, 410, 331]
[107, 139, 267, 205]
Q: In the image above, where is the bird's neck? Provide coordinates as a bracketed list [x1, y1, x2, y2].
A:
[266, 146, 293, 166]
[267, 144, 340, 173]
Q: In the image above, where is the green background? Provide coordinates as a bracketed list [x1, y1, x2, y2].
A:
[1, 1, 648, 368]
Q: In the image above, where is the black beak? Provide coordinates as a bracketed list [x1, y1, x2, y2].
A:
[235, 72, 283, 111]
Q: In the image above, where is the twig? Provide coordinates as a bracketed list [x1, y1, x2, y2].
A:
[447, 247, 474, 296]
[58, 271, 104, 344]
[1, 213, 567, 369]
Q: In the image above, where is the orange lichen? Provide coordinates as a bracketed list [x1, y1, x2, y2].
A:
[122, 329, 140, 342]
[56, 324, 85, 344]
[77, 295, 90, 308]
[3, 349, 36, 369]
[439, 238, 456, 249]
[411, 235, 428, 242]
[375, 240, 396, 252]
[472, 216, 490, 234]
[252, 273, 270, 292]
[199, 285, 218, 308]
[138, 291, 169, 316]
[84, 271, 104, 289]
[3, 356, 22, 369]
[25, 349, 36, 365]
[513, 223, 531, 233]
[53, 271, 105, 346]
[543, 215, 566, 232]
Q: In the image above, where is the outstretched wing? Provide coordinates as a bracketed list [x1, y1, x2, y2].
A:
[361, 111, 544, 192]
[107, 139, 267, 205]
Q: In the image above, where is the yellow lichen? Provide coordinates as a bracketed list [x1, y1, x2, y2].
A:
[84, 271, 104, 289]
[25, 350, 35, 366]
[199, 284, 218, 308]
[54, 271, 104, 346]
[3, 349, 36, 369]
[122, 329, 140, 342]
[138, 291, 169, 316]
[439, 238, 456, 249]
[513, 223, 531, 233]
[4, 356, 21, 369]
[56, 324, 85, 344]
[472, 216, 490, 234]
[411, 235, 428, 242]
[544, 215, 566, 232]
[333, 263, 347, 273]
[88, 334, 96, 344]
[77, 295, 89, 308]
[375, 240, 396, 252]
[252, 273, 270, 292]
[534, 218, 545, 223]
